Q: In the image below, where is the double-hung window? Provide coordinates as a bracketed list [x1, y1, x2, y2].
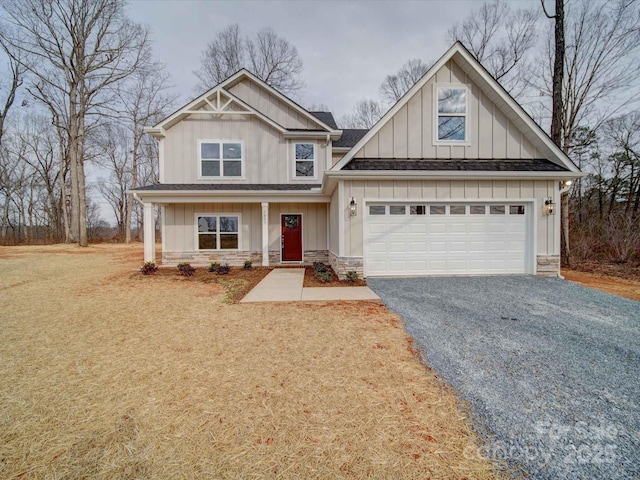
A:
[293, 143, 316, 178]
[199, 140, 243, 178]
[435, 85, 468, 143]
[197, 214, 239, 250]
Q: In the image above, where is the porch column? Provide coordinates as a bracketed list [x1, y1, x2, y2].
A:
[261, 202, 269, 266]
[143, 203, 156, 262]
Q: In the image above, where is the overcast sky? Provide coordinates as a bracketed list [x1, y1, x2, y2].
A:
[125, 0, 539, 120]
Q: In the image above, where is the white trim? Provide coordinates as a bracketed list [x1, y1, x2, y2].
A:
[338, 180, 345, 257]
[197, 139, 245, 180]
[433, 83, 471, 146]
[219, 69, 339, 133]
[362, 198, 536, 276]
[160, 205, 166, 259]
[331, 42, 581, 174]
[280, 213, 304, 262]
[324, 170, 585, 181]
[291, 141, 318, 181]
[194, 212, 242, 252]
[143, 203, 155, 262]
[261, 202, 270, 267]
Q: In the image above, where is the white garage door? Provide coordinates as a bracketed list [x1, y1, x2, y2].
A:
[365, 203, 529, 276]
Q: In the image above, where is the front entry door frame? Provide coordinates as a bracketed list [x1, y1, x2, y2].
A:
[281, 213, 303, 262]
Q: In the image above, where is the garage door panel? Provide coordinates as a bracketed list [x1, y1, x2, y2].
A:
[365, 202, 529, 276]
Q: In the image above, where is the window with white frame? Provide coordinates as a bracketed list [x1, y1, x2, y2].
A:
[436, 86, 468, 142]
[293, 142, 316, 178]
[197, 215, 239, 250]
[199, 140, 243, 177]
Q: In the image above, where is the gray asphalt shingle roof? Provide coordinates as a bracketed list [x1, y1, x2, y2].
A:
[341, 158, 569, 172]
[333, 129, 369, 148]
[308, 111, 338, 130]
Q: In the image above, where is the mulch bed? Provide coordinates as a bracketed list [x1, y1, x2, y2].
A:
[136, 265, 271, 303]
[302, 266, 367, 288]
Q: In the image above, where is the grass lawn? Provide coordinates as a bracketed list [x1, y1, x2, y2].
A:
[0, 244, 499, 479]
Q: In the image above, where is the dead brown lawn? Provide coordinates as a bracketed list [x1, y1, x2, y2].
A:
[0, 244, 501, 479]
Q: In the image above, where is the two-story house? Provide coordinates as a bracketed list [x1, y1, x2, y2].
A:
[132, 42, 582, 278]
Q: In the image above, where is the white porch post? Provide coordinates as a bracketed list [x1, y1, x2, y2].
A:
[143, 203, 156, 262]
[261, 202, 269, 266]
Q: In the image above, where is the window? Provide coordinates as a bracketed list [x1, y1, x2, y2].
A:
[436, 86, 468, 142]
[510, 205, 525, 215]
[490, 205, 506, 215]
[369, 205, 386, 215]
[294, 143, 316, 178]
[410, 205, 426, 215]
[197, 215, 239, 250]
[199, 141, 243, 178]
[450, 205, 466, 215]
[430, 205, 446, 215]
[389, 205, 406, 215]
[470, 205, 486, 215]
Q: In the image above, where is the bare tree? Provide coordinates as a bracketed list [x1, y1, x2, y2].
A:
[446, 0, 538, 96]
[379, 59, 431, 105]
[117, 65, 174, 242]
[0, 33, 25, 147]
[194, 24, 304, 95]
[1, 0, 151, 246]
[339, 99, 384, 129]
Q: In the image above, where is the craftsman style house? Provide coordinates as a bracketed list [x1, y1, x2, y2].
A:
[132, 42, 581, 278]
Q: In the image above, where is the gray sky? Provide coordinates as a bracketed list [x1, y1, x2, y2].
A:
[125, 0, 538, 120]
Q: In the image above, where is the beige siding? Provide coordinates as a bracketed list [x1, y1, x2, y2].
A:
[329, 187, 339, 254]
[342, 179, 557, 257]
[163, 116, 326, 184]
[353, 59, 543, 160]
[163, 203, 327, 254]
[228, 78, 319, 130]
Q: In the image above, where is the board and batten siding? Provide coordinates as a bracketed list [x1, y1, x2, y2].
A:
[353, 59, 542, 160]
[342, 179, 558, 257]
[228, 78, 319, 130]
[162, 116, 326, 184]
[163, 203, 328, 253]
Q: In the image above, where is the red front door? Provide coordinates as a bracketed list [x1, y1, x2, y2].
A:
[281, 214, 302, 261]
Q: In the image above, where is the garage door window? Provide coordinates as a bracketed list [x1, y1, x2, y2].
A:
[490, 206, 506, 215]
[470, 205, 486, 215]
[390, 205, 406, 215]
[369, 205, 386, 215]
[450, 205, 466, 215]
[410, 205, 426, 215]
[510, 205, 525, 215]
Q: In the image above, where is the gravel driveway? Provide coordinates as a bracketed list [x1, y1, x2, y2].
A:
[368, 276, 640, 479]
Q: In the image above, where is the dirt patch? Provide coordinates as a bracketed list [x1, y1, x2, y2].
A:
[569, 259, 640, 282]
[0, 244, 501, 479]
[134, 265, 271, 303]
[303, 266, 367, 287]
[562, 269, 640, 302]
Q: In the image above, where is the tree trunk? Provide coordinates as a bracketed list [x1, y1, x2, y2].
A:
[125, 135, 139, 244]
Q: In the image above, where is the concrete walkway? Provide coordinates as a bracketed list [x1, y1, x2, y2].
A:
[240, 268, 380, 303]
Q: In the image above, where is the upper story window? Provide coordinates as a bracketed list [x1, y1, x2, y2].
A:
[199, 140, 243, 178]
[435, 85, 468, 143]
[293, 142, 316, 179]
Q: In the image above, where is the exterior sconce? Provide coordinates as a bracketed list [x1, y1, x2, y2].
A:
[349, 197, 357, 216]
[544, 197, 556, 215]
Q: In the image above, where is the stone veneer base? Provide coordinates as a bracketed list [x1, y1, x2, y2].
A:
[329, 252, 364, 280]
[536, 255, 561, 276]
[162, 250, 329, 267]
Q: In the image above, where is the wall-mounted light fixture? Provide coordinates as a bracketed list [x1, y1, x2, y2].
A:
[349, 197, 357, 216]
[544, 197, 556, 215]
[561, 180, 572, 189]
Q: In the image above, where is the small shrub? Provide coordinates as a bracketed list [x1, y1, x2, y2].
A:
[208, 261, 220, 273]
[345, 271, 360, 283]
[243, 260, 252, 270]
[216, 263, 231, 275]
[315, 270, 333, 283]
[177, 262, 195, 277]
[140, 261, 158, 275]
[313, 261, 330, 273]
